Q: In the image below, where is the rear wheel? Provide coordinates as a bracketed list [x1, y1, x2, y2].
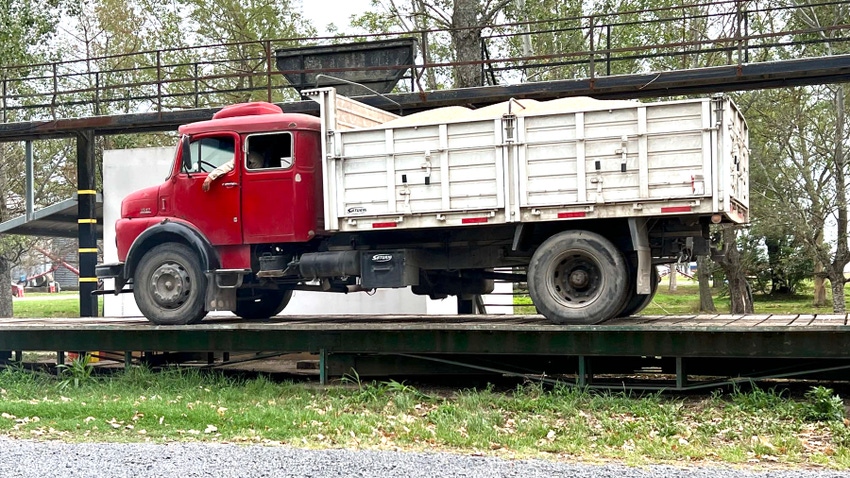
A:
[235, 288, 293, 319]
[528, 231, 629, 325]
[133, 243, 208, 325]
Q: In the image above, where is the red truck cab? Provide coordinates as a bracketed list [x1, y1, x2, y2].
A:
[115, 103, 323, 267]
[100, 103, 323, 324]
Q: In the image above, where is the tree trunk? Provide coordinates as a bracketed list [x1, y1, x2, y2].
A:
[830, 274, 846, 314]
[697, 255, 716, 312]
[765, 237, 789, 294]
[716, 227, 753, 314]
[0, 257, 11, 317]
[668, 266, 677, 292]
[829, 84, 849, 313]
[729, 273, 754, 314]
[0, 145, 11, 317]
[450, 0, 484, 88]
[813, 261, 828, 307]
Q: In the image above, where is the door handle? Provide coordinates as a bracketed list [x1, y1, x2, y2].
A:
[222, 182, 238, 188]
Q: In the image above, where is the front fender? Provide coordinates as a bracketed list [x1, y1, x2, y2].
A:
[123, 219, 220, 280]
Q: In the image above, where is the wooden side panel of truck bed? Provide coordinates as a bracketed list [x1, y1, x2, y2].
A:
[307, 88, 749, 232]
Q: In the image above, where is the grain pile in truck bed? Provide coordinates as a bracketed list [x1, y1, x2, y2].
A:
[379, 97, 640, 129]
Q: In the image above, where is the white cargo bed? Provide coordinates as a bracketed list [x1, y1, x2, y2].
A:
[307, 88, 749, 233]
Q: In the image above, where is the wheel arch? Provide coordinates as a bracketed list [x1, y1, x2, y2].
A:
[520, 219, 636, 254]
[123, 221, 220, 281]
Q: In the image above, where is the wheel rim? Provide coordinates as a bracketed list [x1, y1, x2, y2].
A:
[149, 261, 192, 310]
[546, 250, 605, 309]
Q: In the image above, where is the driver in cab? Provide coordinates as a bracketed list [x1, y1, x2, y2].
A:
[202, 152, 264, 192]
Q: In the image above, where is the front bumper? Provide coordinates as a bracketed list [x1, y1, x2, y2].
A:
[95, 262, 125, 278]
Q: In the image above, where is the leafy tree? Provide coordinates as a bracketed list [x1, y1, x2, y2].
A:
[747, 85, 848, 312]
[499, 0, 585, 82]
[0, 0, 66, 317]
[352, 0, 509, 89]
[351, 0, 454, 90]
[177, 0, 316, 103]
[741, 0, 850, 312]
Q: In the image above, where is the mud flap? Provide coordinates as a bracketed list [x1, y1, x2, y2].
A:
[204, 269, 247, 312]
[628, 218, 651, 295]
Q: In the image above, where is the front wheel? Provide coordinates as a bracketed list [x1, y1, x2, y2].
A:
[235, 288, 293, 320]
[133, 243, 208, 325]
[528, 231, 629, 325]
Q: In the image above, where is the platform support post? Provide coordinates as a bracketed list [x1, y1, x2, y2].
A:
[578, 356, 592, 387]
[676, 357, 687, 389]
[56, 351, 65, 366]
[124, 351, 132, 372]
[76, 129, 98, 318]
[14, 350, 21, 362]
[319, 349, 328, 385]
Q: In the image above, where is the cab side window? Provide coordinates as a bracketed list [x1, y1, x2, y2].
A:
[245, 132, 293, 170]
[185, 136, 235, 173]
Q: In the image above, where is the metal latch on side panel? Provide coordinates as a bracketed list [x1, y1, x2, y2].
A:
[502, 114, 517, 143]
[360, 250, 420, 289]
[692, 174, 705, 195]
[616, 135, 628, 172]
[422, 150, 432, 185]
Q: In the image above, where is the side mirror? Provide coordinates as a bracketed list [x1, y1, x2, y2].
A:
[181, 136, 192, 171]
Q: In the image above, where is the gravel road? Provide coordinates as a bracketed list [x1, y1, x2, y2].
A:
[1, 439, 849, 478]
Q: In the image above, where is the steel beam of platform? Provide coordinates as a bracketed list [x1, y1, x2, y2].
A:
[0, 315, 848, 359]
[1, 55, 849, 142]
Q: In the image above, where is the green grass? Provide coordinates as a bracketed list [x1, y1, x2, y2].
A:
[1, 366, 849, 468]
[514, 278, 846, 316]
[6, 291, 850, 467]
[12, 292, 103, 318]
[642, 278, 842, 315]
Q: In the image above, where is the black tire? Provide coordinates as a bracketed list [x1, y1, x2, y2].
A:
[133, 243, 208, 325]
[618, 267, 660, 317]
[528, 230, 629, 325]
[235, 288, 293, 320]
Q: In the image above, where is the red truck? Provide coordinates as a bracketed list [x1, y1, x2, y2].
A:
[97, 88, 749, 325]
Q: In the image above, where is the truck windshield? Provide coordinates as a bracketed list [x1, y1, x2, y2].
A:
[185, 136, 235, 174]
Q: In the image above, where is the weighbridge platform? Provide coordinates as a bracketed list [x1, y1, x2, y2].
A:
[1, 314, 848, 390]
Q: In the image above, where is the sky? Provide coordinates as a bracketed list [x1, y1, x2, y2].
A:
[301, 0, 374, 35]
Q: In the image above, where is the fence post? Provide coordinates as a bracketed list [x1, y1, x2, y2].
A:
[156, 50, 163, 112]
[266, 40, 273, 103]
[606, 24, 612, 76]
[194, 63, 199, 108]
[25, 141, 33, 221]
[94, 71, 100, 116]
[588, 16, 596, 80]
[52, 63, 58, 119]
[743, 7, 750, 63]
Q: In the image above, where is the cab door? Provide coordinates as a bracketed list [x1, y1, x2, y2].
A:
[171, 133, 242, 245]
[241, 131, 296, 243]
